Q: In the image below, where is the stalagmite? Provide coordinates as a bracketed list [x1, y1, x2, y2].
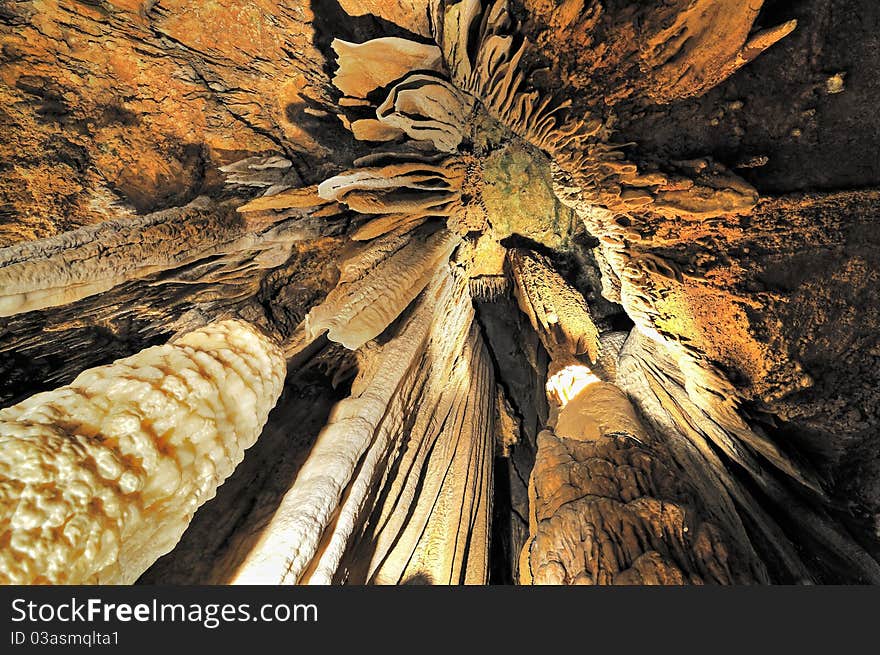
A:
[520, 376, 765, 585]
[0, 320, 285, 584]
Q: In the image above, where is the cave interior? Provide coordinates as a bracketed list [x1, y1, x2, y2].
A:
[1, 0, 879, 585]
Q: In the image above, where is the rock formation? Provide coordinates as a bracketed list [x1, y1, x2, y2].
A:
[234, 267, 493, 585]
[521, 378, 765, 585]
[0, 320, 284, 584]
[1, 0, 879, 585]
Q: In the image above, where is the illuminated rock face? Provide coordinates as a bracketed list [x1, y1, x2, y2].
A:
[508, 247, 600, 363]
[521, 381, 764, 585]
[304, 226, 460, 350]
[1, 0, 880, 585]
[0, 320, 285, 584]
[234, 267, 494, 585]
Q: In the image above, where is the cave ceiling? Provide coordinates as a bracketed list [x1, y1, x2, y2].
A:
[1, 0, 879, 585]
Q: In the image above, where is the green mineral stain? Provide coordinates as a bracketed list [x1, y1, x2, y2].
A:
[481, 139, 576, 250]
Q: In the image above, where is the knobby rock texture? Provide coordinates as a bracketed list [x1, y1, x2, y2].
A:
[0, 0, 879, 584]
[0, 320, 284, 584]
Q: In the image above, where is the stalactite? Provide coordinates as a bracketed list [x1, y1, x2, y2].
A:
[0, 320, 285, 584]
[304, 225, 460, 350]
[617, 330, 880, 584]
[505, 252, 771, 583]
[638, 1, 797, 104]
[231, 291, 433, 583]
[603, 240, 826, 495]
[317, 159, 465, 239]
[468, 274, 509, 302]
[0, 196, 311, 318]
[440, 0, 592, 156]
[375, 75, 474, 153]
[437, 0, 776, 219]
[219, 155, 297, 196]
[548, 154, 847, 573]
[507, 247, 600, 362]
[331, 37, 445, 102]
[353, 317, 494, 585]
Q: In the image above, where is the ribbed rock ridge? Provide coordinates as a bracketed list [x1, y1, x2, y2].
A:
[234, 266, 495, 585]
